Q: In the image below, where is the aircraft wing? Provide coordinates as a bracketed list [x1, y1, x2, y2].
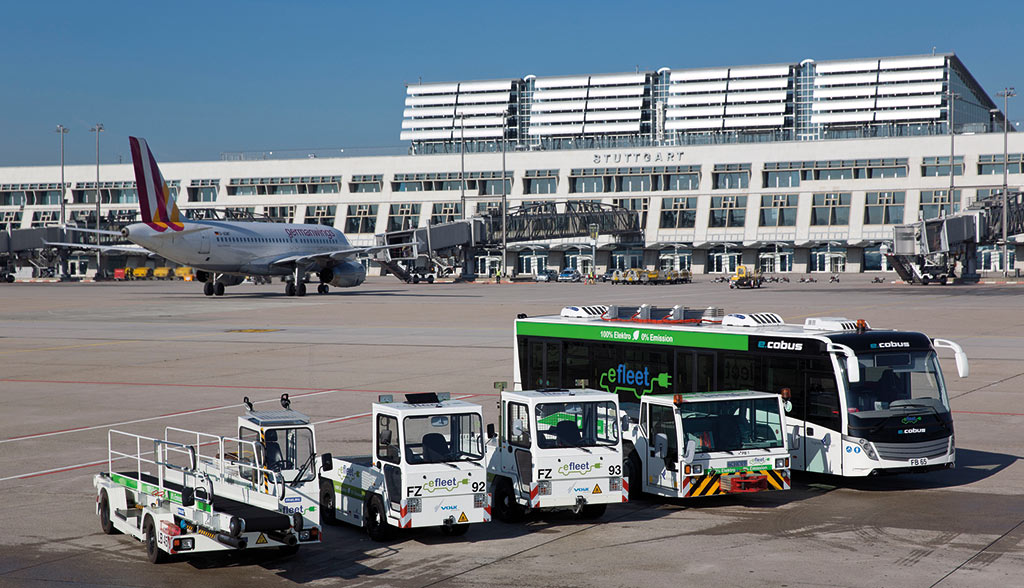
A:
[62, 226, 124, 237]
[269, 243, 421, 267]
[43, 240, 153, 255]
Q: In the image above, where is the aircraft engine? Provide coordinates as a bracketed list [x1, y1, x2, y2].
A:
[195, 270, 211, 283]
[194, 270, 245, 287]
[318, 260, 366, 288]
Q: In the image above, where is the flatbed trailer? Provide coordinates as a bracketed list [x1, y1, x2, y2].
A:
[94, 395, 322, 563]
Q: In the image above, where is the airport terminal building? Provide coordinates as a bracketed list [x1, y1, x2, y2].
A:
[2, 52, 1022, 276]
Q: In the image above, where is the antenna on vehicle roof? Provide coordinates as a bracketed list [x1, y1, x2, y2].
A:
[243, 396, 253, 412]
[280, 394, 291, 410]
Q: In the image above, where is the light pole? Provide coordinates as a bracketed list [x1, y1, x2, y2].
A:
[589, 223, 599, 279]
[947, 90, 959, 198]
[90, 123, 104, 279]
[501, 110, 509, 279]
[55, 124, 69, 279]
[460, 113, 466, 221]
[997, 88, 1016, 276]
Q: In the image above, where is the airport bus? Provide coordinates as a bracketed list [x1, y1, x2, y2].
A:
[513, 304, 969, 477]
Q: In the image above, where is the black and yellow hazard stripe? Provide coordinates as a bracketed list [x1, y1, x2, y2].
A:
[765, 469, 789, 491]
[686, 473, 722, 497]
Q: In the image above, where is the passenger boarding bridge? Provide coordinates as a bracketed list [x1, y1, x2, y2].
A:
[887, 190, 1024, 283]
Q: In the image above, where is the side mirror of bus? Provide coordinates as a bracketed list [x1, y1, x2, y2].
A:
[933, 338, 969, 378]
[486, 423, 496, 439]
[321, 453, 333, 472]
[846, 355, 860, 383]
[682, 439, 696, 465]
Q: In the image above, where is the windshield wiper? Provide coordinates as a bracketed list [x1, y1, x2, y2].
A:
[290, 452, 316, 486]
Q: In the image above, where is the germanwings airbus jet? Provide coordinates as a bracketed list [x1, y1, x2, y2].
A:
[58, 137, 389, 297]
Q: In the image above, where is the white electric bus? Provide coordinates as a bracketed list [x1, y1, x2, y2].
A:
[513, 304, 969, 478]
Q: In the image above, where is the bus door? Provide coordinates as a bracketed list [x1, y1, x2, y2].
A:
[528, 340, 562, 388]
[800, 370, 843, 474]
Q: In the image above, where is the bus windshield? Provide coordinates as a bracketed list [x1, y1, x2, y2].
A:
[678, 397, 785, 453]
[403, 413, 484, 464]
[263, 427, 315, 482]
[846, 351, 950, 414]
[535, 401, 619, 449]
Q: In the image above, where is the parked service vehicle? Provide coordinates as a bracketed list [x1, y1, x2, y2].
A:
[486, 387, 626, 521]
[133, 267, 153, 279]
[174, 266, 195, 280]
[557, 268, 582, 282]
[319, 393, 490, 540]
[94, 395, 322, 564]
[153, 267, 173, 280]
[729, 265, 763, 289]
[534, 269, 558, 282]
[623, 391, 790, 499]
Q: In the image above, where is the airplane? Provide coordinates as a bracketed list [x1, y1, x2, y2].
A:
[50, 137, 395, 297]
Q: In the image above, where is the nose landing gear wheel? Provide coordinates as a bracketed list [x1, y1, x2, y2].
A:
[214, 282, 225, 296]
[203, 282, 214, 296]
[285, 282, 296, 296]
[318, 284, 329, 294]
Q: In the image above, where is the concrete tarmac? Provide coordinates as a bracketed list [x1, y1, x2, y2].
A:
[0, 277, 1022, 587]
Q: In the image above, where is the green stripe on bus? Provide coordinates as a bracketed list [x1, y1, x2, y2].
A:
[517, 321, 748, 350]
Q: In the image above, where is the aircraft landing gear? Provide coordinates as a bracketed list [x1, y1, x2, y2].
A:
[204, 282, 214, 296]
[317, 284, 329, 294]
[297, 282, 306, 297]
[285, 282, 296, 296]
[214, 282, 225, 296]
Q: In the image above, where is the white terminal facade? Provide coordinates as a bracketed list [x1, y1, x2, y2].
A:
[2, 53, 1022, 275]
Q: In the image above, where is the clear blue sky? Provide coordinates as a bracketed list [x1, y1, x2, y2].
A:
[2, 0, 1021, 166]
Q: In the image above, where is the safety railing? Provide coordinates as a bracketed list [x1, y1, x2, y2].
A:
[164, 426, 285, 500]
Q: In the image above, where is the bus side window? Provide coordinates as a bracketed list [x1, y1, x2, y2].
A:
[675, 351, 693, 394]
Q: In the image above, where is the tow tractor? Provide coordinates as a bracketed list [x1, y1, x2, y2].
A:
[486, 386, 626, 521]
[729, 265, 764, 289]
[93, 394, 323, 563]
[318, 393, 490, 540]
[623, 391, 790, 499]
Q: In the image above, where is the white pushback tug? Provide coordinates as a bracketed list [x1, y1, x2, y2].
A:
[485, 386, 626, 521]
[94, 394, 322, 563]
[318, 393, 490, 540]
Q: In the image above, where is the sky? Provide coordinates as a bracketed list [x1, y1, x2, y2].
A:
[2, 0, 1022, 166]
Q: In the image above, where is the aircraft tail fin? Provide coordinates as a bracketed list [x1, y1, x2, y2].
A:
[129, 136, 184, 232]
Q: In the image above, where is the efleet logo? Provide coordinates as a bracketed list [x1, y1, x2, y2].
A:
[558, 461, 601, 476]
[423, 477, 469, 493]
[599, 363, 671, 399]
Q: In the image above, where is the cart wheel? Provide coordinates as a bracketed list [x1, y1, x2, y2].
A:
[144, 517, 168, 564]
[939, 275, 948, 285]
[99, 490, 118, 535]
[365, 495, 393, 541]
[627, 453, 643, 499]
[427, 275, 434, 284]
[921, 275, 930, 286]
[320, 480, 337, 525]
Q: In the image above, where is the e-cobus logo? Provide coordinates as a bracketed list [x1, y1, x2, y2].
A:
[757, 340, 803, 351]
[870, 341, 911, 349]
[898, 428, 926, 434]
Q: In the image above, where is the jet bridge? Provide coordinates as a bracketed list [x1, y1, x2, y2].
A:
[373, 201, 641, 281]
[887, 190, 1024, 283]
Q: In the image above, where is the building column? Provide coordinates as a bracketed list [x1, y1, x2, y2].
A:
[692, 249, 708, 274]
[792, 247, 810, 274]
[846, 247, 864, 273]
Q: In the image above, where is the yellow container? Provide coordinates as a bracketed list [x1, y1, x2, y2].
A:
[152, 267, 172, 280]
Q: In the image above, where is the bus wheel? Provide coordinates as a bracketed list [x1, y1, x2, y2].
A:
[492, 478, 523, 522]
[320, 480, 337, 525]
[99, 490, 118, 535]
[144, 517, 168, 564]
